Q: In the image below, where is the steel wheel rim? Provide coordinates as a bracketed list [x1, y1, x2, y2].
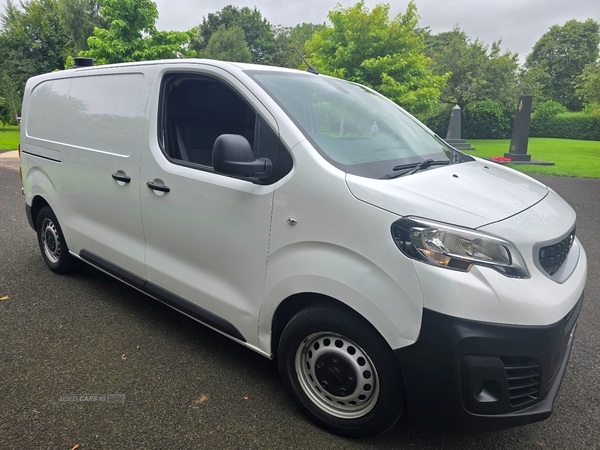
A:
[295, 332, 379, 419]
[41, 218, 61, 264]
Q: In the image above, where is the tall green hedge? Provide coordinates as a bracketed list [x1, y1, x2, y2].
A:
[420, 100, 600, 141]
[530, 111, 600, 140]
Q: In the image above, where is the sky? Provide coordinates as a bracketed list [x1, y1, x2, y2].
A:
[153, 0, 598, 62]
[1, 0, 598, 63]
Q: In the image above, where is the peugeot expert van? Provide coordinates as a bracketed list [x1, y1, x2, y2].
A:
[20, 59, 587, 437]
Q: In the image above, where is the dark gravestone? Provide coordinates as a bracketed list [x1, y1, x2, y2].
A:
[446, 105, 461, 140]
[505, 96, 533, 161]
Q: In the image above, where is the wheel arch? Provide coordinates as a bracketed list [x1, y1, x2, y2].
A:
[267, 287, 419, 361]
[29, 195, 51, 232]
[270, 293, 360, 360]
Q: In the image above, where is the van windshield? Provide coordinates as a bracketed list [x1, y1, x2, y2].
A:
[247, 71, 467, 179]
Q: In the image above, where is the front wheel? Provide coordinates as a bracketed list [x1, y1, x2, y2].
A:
[36, 206, 79, 274]
[278, 305, 406, 437]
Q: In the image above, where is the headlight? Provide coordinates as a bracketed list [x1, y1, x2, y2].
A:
[391, 217, 530, 278]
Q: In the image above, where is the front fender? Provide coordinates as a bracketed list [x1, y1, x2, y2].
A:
[258, 241, 423, 355]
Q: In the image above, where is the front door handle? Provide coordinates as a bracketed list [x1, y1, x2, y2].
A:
[112, 172, 131, 183]
[147, 180, 171, 193]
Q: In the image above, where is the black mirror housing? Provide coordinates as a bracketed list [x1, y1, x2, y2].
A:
[213, 134, 272, 181]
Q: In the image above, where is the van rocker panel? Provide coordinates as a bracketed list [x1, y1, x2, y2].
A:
[79, 249, 245, 342]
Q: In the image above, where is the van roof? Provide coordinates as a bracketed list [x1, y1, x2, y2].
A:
[76, 58, 304, 72]
[30, 59, 308, 83]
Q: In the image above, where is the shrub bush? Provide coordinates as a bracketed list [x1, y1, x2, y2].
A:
[530, 101, 566, 136]
[419, 105, 453, 137]
[420, 101, 512, 139]
[533, 100, 568, 118]
[463, 101, 512, 139]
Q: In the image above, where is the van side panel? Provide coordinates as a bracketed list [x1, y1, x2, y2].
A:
[25, 78, 71, 160]
[60, 70, 153, 279]
[62, 74, 147, 155]
[20, 77, 73, 237]
[260, 140, 424, 353]
[140, 65, 277, 347]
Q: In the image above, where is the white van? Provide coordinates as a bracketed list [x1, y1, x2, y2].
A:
[20, 58, 586, 437]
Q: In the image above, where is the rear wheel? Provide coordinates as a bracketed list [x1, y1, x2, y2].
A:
[278, 304, 405, 437]
[36, 206, 79, 273]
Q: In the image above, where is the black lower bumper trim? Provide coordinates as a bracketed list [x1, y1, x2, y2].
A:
[394, 294, 583, 432]
[26, 204, 35, 231]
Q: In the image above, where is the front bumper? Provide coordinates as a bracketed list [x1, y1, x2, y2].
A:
[394, 292, 583, 433]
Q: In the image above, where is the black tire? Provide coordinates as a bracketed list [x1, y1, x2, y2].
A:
[278, 304, 406, 437]
[36, 206, 79, 274]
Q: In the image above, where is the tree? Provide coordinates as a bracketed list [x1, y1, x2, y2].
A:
[0, 0, 70, 121]
[515, 65, 553, 109]
[305, 1, 447, 115]
[58, 0, 106, 53]
[525, 19, 600, 111]
[271, 22, 326, 69]
[0, 0, 71, 75]
[424, 27, 519, 111]
[0, 71, 25, 123]
[192, 6, 275, 65]
[80, 0, 195, 64]
[575, 60, 600, 107]
[201, 25, 252, 62]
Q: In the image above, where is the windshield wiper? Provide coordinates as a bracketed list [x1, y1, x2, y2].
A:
[381, 159, 450, 179]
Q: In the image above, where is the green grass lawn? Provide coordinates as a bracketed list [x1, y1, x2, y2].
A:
[0, 126, 19, 150]
[468, 138, 600, 178]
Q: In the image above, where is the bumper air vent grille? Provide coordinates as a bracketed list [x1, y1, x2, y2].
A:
[539, 227, 576, 276]
[501, 357, 541, 408]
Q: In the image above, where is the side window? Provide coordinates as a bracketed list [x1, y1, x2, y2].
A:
[159, 73, 292, 184]
[161, 74, 255, 166]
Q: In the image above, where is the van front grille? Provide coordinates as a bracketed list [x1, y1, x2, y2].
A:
[539, 227, 576, 276]
[501, 357, 540, 408]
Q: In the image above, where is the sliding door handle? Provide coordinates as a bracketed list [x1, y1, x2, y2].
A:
[112, 171, 131, 184]
[147, 180, 171, 193]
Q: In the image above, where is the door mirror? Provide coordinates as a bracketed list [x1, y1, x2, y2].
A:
[212, 134, 272, 181]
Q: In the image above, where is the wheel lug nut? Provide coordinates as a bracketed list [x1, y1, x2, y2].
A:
[332, 358, 338, 364]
